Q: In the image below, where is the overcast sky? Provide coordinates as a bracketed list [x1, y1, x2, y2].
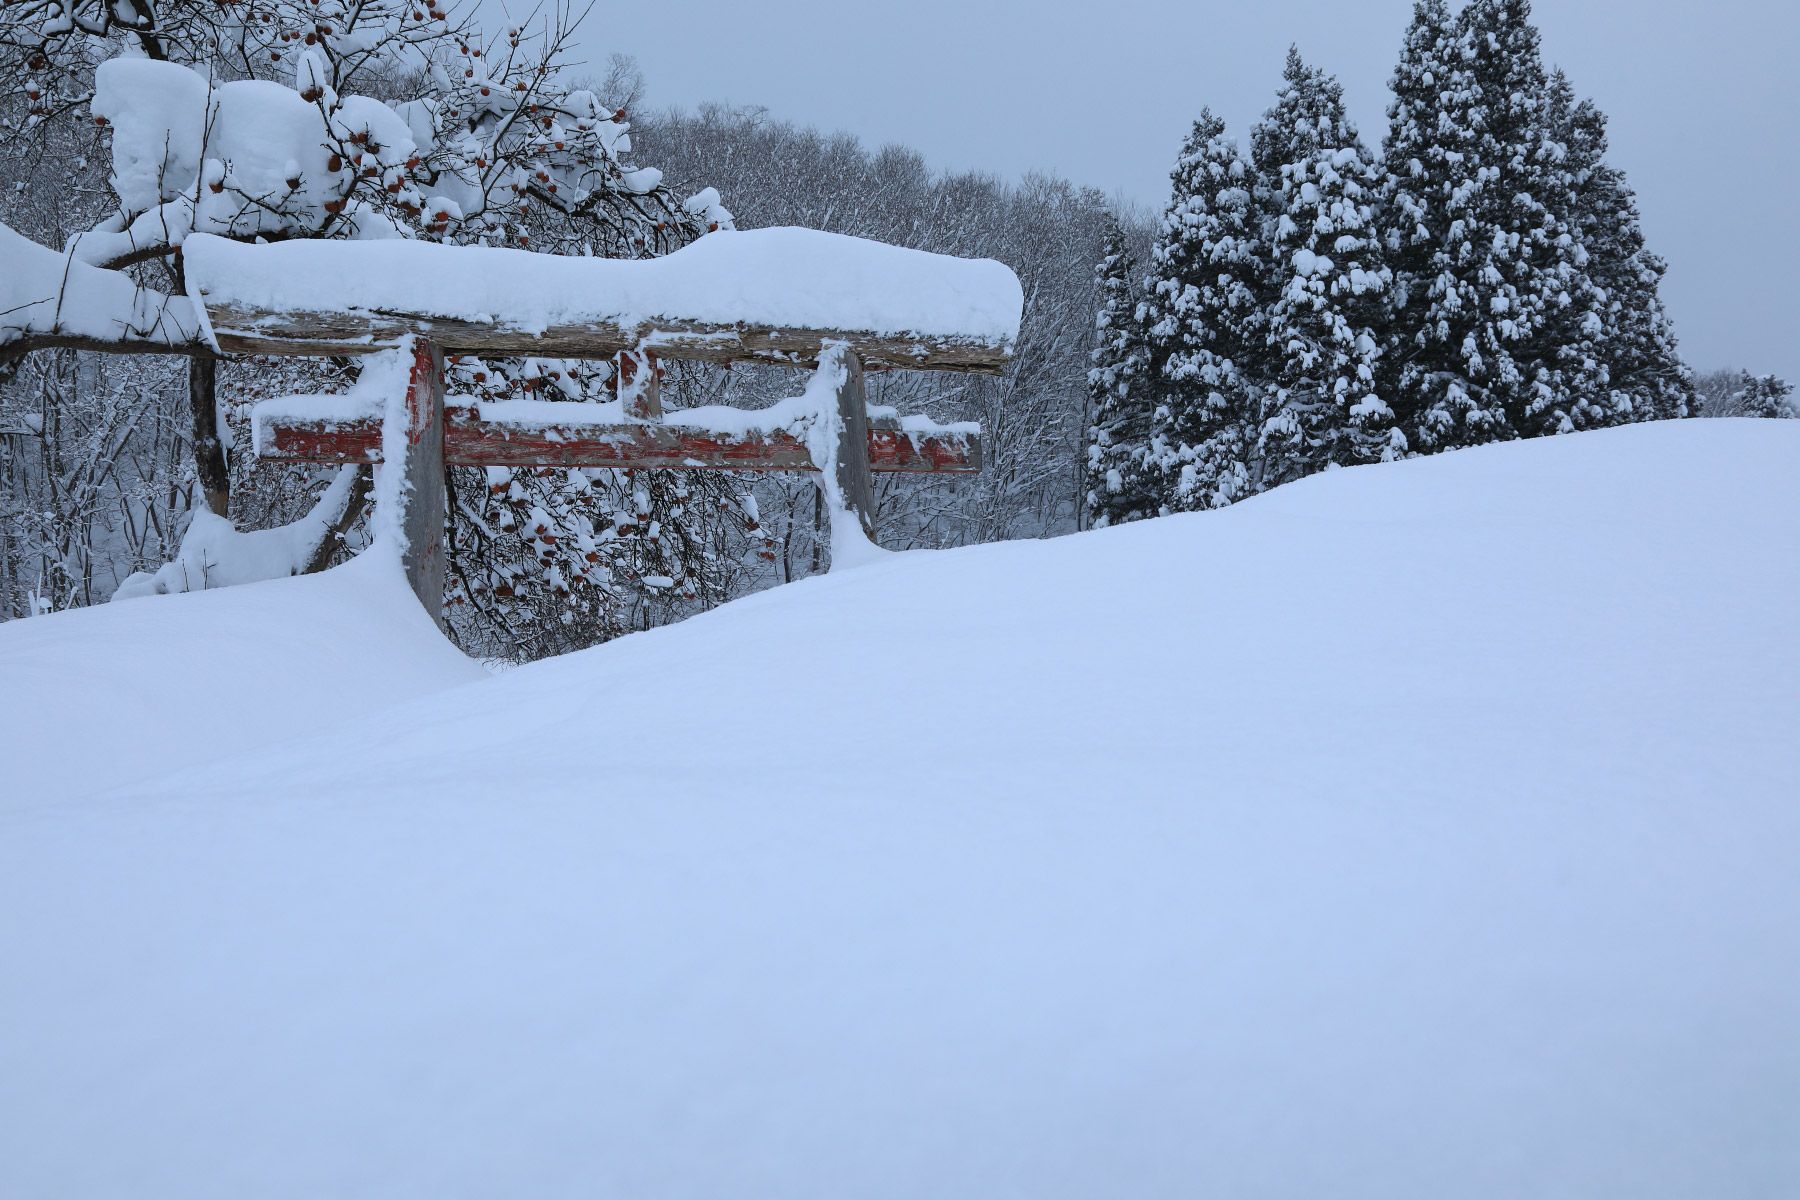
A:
[501, 0, 1798, 383]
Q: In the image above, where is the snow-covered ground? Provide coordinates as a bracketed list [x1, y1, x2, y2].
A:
[0, 551, 483, 797]
[2, 420, 1797, 1197]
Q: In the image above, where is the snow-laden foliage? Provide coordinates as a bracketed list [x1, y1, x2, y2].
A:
[1546, 71, 1695, 423]
[1377, 0, 1461, 328]
[81, 56, 422, 259]
[1695, 371, 1796, 420]
[1396, 0, 1610, 447]
[1249, 49, 1397, 477]
[8, 1, 726, 266]
[1083, 213, 1156, 527]
[0, 213, 202, 354]
[1135, 111, 1266, 514]
[1124, 59, 1397, 523]
[1089, 0, 1712, 533]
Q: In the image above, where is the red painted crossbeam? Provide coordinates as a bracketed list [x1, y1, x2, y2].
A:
[258, 409, 981, 473]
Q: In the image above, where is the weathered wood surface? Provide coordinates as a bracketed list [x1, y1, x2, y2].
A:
[865, 426, 981, 472]
[453, 419, 817, 471]
[257, 409, 981, 473]
[400, 339, 447, 629]
[203, 302, 1011, 374]
[830, 351, 879, 541]
[616, 349, 661, 420]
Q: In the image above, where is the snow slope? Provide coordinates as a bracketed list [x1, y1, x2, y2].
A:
[3, 420, 1798, 1198]
[0, 552, 483, 798]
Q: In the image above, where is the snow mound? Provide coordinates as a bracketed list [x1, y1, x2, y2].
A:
[3, 420, 1798, 1198]
[0, 552, 483, 798]
[183, 225, 1025, 345]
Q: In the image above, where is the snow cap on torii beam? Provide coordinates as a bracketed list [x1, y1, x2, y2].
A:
[181, 227, 1024, 374]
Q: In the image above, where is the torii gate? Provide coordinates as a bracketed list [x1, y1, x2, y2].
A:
[179, 228, 1022, 625]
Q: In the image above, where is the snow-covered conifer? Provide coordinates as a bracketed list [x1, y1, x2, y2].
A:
[1547, 71, 1695, 422]
[1250, 49, 1397, 480]
[1137, 111, 1267, 511]
[1385, 0, 1604, 450]
[1378, 0, 1463, 438]
[1728, 373, 1796, 419]
[1084, 213, 1157, 527]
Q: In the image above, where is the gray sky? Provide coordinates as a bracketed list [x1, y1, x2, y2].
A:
[510, 0, 1799, 383]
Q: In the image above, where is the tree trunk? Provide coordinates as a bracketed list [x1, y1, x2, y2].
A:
[188, 354, 231, 517]
[809, 485, 824, 577]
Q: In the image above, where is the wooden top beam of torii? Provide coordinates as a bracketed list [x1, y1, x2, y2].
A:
[182, 228, 1022, 374]
[183, 228, 1024, 625]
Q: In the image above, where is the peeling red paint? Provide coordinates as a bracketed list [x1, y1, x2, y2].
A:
[261, 413, 981, 474]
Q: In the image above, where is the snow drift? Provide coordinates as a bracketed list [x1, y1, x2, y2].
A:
[2, 420, 1797, 1198]
[0, 552, 482, 798]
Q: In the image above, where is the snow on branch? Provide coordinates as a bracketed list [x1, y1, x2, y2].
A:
[0, 220, 207, 360]
[112, 465, 369, 600]
[72, 57, 424, 269]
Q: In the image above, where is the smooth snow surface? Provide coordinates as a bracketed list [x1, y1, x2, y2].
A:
[0, 552, 482, 798]
[3, 421, 1798, 1198]
[183, 225, 1025, 345]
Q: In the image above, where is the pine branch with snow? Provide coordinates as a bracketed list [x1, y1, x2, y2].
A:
[1546, 70, 1695, 424]
[1136, 111, 1268, 511]
[1379, 0, 1606, 450]
[1083, 212, 1157, 527]
[1250, 49, 1397, 480]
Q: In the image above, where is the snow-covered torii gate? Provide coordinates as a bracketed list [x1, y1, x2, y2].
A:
[180, 228, 1024, 624]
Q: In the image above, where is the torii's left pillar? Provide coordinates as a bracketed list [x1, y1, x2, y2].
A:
[400, 338, 447, 630]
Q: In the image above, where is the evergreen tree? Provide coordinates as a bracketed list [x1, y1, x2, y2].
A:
[1378, 0, 1467, 438]
[1250, 48, 1398, 481]
[1387, 0, 1604, 450]
[1083, 212, 1158, 527]
[1547, 70, 1695, 422]
[1139, 110, 1268, 511]
[1732, 373, 1797, 419]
